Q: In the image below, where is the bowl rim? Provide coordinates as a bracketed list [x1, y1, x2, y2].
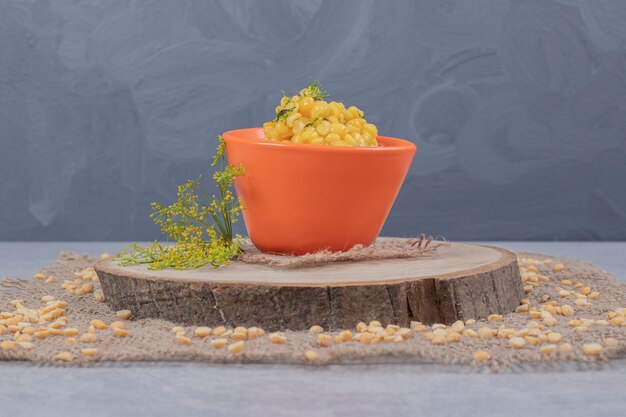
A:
[222, 128, 416, 154]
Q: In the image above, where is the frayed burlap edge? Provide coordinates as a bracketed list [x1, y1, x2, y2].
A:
[239, 235, 444, 269]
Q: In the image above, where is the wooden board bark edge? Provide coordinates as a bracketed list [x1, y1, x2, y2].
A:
[95, 246, 524, 331]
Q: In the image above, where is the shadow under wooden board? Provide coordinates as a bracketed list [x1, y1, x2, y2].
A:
[95, 242, 524, 331]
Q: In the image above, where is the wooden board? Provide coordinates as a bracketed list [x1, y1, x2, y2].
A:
[94, 242, 523, 331]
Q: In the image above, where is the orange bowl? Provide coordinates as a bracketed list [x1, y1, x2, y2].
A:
[222, 128, 416, 255]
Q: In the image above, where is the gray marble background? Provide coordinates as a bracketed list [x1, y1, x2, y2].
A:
[1, 0, 625, 241]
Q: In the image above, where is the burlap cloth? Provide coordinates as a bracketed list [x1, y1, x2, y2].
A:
[1, 249, 625, 370]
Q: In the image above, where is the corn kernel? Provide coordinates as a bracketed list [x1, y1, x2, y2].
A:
[80, 333, 97, 343]
[547, 332, 562, 343]
[582, 343, 602, 356]
[91, 319, 108, 330]
[339, 330, 353, 342]
[113, 328, 129, 337]
[63, 328, 79, 337]
[477, 327, 495, 339]
[65, 337, 76, 345]
[194, 327, 212, 338]
[540, 344, 558, 354]
[110, 321, 125, 329]
[213, 326, 226, 336]
[247, 327, 264, 340]
[430, 335, 446, 345]
[410, 321, 427, 332]
[116, 310, 132, 320]
[543, 317, 557, 327]
[561, 305, 574, 316]
[56, 352, 73, 362]
[268, 332, 286, 344]
[176, 335, 191, 345]
[462, 329, 478, 338]
[80, 348, 98, 356]
[1, 340, 18, 350]
[317, 334, 332, 347]
[487, 314, 503, 322]
[211, 338, 228, 348]
[19, 341, 34, 350]
[171, 326, 185, 335]
[509, 337, 526, 349]
[227, 341, 244, 353]
[553, 263, 565, 272]
[603, 338, 618, 346]
[304, 350, 319, 361]
[559, 343, 572, 353]
[473, 351, 490, 362]
[94, 290, 105, 302]
[309, 325, 323, 334]
[230, 332, 246, 341]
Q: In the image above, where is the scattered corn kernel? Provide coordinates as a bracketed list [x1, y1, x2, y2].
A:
[194, 327, 212, 338]
[116, 310, 132, 320]
[65, 337, 76, 345]
[509, 337, 526, 349]
[91, 319, 108, 330]
[80, 348, 98, 356]
[55, 352, 73, 362]
[113, 328, 129, 337]
[213, 326, 226, 336]
[543, 317, 557, 327]
[547, 332, 562, 343]
[473, 351, 490, 362]
[63, 328, 79, 337]
[269, 332, 287, 344]
[94, 289, 105, 302]
[1, 340, 18, 350]
[304, 350, 319, 361]
[487, 314, 503, 322]
[317, 334, 331, 347]
[19, 342, 34, 350]
[176, 335, 191, 345]
[211, 338, 228, 348]
[559, 343, 572, 353]
[561, 305, 574, 316]
[603, 338, 618, 346]
[582, 343, 602, 356]
[477, 327, 495, 339]
[540, 344, 557, 354]
[247, 327, 264, 340]
[553, 263, 565, 272]
[309, 325, 323, 334]
[339, 330, 353, 342]
[171, 326, 185, 335]
[227, 341, 244, 353]
[462, 329, 478, 338]
[80, 333, 97, 343]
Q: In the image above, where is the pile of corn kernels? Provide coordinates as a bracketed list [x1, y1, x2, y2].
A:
[0, 254, 624, 365]
[262, 84, 379, 147]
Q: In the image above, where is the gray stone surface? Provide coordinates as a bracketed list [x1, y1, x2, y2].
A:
[2, 0, 626, 241]
[0, 242, 625, 417]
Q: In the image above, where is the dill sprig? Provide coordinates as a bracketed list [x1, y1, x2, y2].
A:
[306, 79, 328, 101]
[118, 136, 246, 270]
